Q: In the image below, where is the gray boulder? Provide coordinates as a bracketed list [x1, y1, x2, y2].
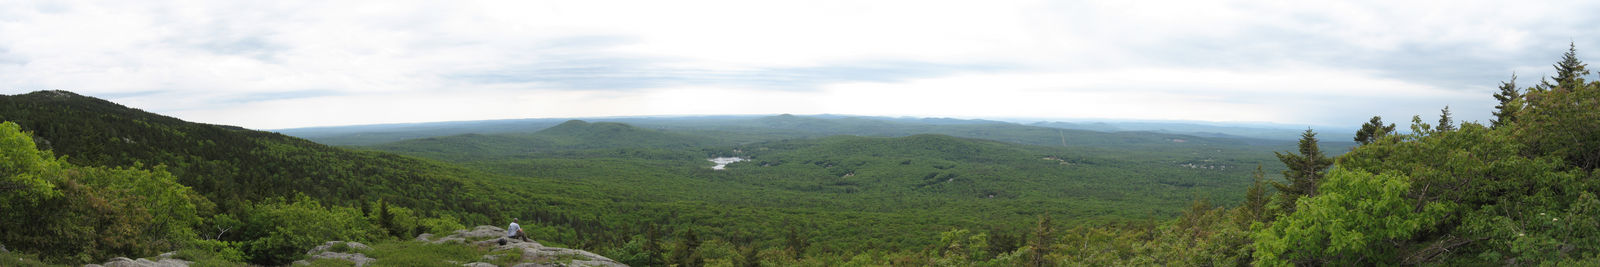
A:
[88, 252, 191, 267]
[490, 240, 624, 267]
[457, 225, 509, 239]
[297, 241, 376, 267]
[419, 226, 507, 245]
[307, 241, 372, 255]
[301, 251, 376, 267]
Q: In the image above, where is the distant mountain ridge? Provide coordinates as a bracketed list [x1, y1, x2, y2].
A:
[276, 113, 1340, 146]
[1028, 121, 1356, 141]
[367, 119, 723, 158]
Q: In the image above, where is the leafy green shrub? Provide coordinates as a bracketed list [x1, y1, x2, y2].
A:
[176, 240, 244, 263]
[602, 235, 652, 266]
[1252, 168, 1453, 266]
[238, 196, 382, 265]
[335, 242, 354, 253]
[419, 215, 466, 236]
[0, 121, 207, 263]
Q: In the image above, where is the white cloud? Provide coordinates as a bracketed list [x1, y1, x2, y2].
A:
[0, 0, 1594, 129]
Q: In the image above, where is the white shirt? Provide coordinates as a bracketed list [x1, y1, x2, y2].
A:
[507, 222, 521, 237]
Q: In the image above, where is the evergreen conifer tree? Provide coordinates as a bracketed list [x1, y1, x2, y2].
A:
[378, 198, 393, 236]
[733, 235, 761, 267]
[672, 228, 704, 267]
[1520, 43, 1600, 170]
[1492, 73, 1523, 128]
[642, 224, 665, 266]
[1542, 42, 1591, 91]
[1236, 165, 1271, 227]
[1435, 106, 1455, 132]
[1272, 129, 1333, 213]
[1027, 215, 1055, 267]
[784, 225, 808, 260]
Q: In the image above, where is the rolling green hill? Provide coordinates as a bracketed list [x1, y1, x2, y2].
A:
[367, 120, 725, 160]
[0, 91, 634, 264]
[275, 118, 570, 146]
[0, 91, 517, 216]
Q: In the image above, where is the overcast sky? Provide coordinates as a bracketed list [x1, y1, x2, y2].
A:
[3, 1, 1598, 130]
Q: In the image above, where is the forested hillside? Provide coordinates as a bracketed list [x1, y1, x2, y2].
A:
[4, 46, 1598, 266]
[0, 91, 583, 265]
[0, 91, 506, 215]
[362, 119, 1279, 263]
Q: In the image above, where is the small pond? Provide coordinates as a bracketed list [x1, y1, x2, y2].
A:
[708, 157, 745, 170]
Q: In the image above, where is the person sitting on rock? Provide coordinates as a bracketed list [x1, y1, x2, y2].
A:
[507, 218, 531, 242]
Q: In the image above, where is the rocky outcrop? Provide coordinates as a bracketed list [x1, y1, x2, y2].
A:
[416, 225, 506, 245]
[72, 225, 622, 267]
[261, 225, 624, 267]
[417, 225, 625, 267]
[83, 252, 190, 267]
[292, 241, 376, 266]
[489, 242, 624, 267]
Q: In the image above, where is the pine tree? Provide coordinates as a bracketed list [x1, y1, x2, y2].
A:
[1272, 129, 1333, 213]
[1519, 44, 1600, 171]
[1541, 42, 1591, 92]
[1435, 106, 1455, 132]
[672, 228, 704, 267]
[784, 224, 808, 260]
[642, 224, 665, 266]
[1492, 73, 1523, 128]
[1236, 165, 1271, 227]
[1354, 116, 1397, 145]
[378, 198, 394, 237]
[1027, 215, 1054, 267]
[733, 235, 762, 267]
[986, 228, 1021, 259]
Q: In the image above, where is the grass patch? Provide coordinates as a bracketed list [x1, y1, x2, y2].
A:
[485, 248, 524, 266]
[363, 240, 487, 267]
[534, 253, 589, 265]
[328, 242, 369, 253]
[301, 258, 357, 267]
[177, 240, 246, 264]
[0, 251, 60, 267]
[188, 258, 250, 267]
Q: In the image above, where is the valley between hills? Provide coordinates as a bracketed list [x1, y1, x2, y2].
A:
[6, 62, 1600, 266]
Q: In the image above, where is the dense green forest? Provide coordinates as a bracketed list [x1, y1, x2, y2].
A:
[355, 117, 1284, 261]
[3, 45, 1599, 266]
